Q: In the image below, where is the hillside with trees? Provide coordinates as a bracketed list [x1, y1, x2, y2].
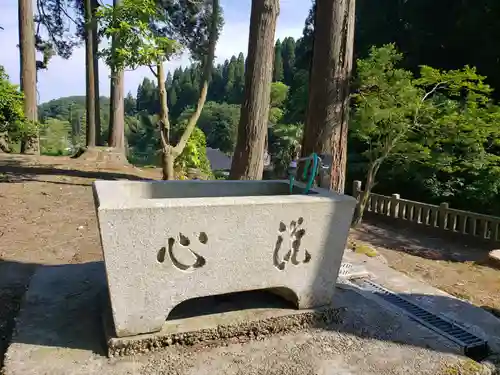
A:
[2, 0, 500, 213]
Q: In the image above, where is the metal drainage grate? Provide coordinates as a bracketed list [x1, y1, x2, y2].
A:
[337, 262, 371, 281]
[338, 263, 354, 278]
[352, 278, 489, 360]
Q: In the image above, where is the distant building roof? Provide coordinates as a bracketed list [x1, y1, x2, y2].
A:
[206, 147, 272, 172]
[206, 147, 232, 171]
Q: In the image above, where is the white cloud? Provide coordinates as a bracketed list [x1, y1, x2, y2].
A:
[0, 0, 310, 103]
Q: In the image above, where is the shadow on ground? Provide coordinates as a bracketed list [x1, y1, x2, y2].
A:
[0, 260, 38, 368]
[0, 156, 147, 185]
[353, 217, 495, 265]
[2, 260, 499, 365]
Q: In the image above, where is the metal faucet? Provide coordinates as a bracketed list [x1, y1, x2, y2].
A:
[287, 153, 332, 193]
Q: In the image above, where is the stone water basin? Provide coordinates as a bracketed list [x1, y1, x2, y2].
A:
[93, 180, 356, 337]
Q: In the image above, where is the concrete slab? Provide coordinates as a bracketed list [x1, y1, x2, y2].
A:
[93, 180, 356, 337]
[4, 260, 485, 375]
[343, 250, 500, 353]
[105, 304, 341, 357]
[489, 249, 500, 263]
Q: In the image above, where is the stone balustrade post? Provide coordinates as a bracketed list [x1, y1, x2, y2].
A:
[390, 194, 400, 218]
[439, 202, 449, 229]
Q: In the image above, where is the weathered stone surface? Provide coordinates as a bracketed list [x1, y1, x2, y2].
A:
[93, 180, 356, 337]
[105, 305, 343, 357]
[489, 249, 500, 263]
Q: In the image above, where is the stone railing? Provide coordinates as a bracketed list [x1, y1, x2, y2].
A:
[352, 180, 500, 243]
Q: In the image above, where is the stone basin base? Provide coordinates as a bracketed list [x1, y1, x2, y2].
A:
[103, 290, 342, 357]
[93, 180, 356, 337]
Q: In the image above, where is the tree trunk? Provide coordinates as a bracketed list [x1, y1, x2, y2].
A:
[108, 69, 125, 148]
[18, 0, 39, 154]
[165, 0, 219, 179]
[107, 0, 125, 150]
[162, 147, 175, 181]
[84, 0, 96, 147]
[300, 0, 356, 193]
[352, 161, 379, 226]
[230, 0, 279, 180]
[91, 0, 101, 145]
[157, 63, 174, 180]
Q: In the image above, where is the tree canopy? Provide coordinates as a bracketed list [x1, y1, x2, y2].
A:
[30, 0, 500, 214]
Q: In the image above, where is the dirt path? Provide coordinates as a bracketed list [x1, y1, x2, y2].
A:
[0, 153, 499, 371]
[0, 154, 161, 369]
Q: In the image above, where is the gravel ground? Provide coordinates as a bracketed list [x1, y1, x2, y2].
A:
[4, 262, 487, 375]
[1, 154, 497, 375]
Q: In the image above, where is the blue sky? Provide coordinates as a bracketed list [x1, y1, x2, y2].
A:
[0, 0, 311, 104]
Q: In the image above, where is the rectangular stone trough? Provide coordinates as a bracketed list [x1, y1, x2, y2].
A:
[93, 180, 356, 337]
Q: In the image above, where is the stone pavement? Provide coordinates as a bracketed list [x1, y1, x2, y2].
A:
[3, 258, 497, 375]
[342, 250, 500, 354]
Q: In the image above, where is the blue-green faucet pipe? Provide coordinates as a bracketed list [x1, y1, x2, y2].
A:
[288, 153, 320, 195]
[288, 160, 297, 194]
[303, 153, 319, 194]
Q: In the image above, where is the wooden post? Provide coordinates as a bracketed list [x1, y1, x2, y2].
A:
[390, 194, 400, 218]
[352, 180, 362, 201]
[439, 202, 449, 229]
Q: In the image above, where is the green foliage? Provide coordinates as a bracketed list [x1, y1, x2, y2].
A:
[350, 44, 426, 166]
[39, 118, 72, 155]
[269, 108, 284, 125]
[273, 40, 284, 82]
[213, 169, 229, 180]
[136, 78, 159, 114]
[269, 122, 303, 176]
[284, 69, 308, 124]
[127, 112, 159, 155]
[350, 44, 500, 215]
[174, 127, 212, 177]
[128, 37, 294, 122]
[98, 0, 223, 71]
[270, 82, 289, 108]
[407, 65, 500, 210]
[223, 54, 245, 104]
[124, 92, 137, 116]
[114, 40, 293, 121]
[38, 95, 110, 124]
[354, 0, 500, 100]
[97, 0, 179, 70]
[268, 82, 289, 125]
[38, 95, 110, 151]
[34, 0, 500, 215]
[34, 0, 81, 64]
[178, 101, 240, 154]
[0, 66, 28, 143]
[281, 37, 296, 86]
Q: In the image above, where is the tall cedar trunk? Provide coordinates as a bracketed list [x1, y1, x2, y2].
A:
[157, 63, 174, 180]
[229, 0, 279, 180]
[159, 0, 219, 180]
[300, 0, 355, 193]
[107, 0, 125, 150]
[84, 0, 96, 147]
[108, 69, 125, 148]
[18, 0, 39, 154]
[91, 0, 101, 145]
